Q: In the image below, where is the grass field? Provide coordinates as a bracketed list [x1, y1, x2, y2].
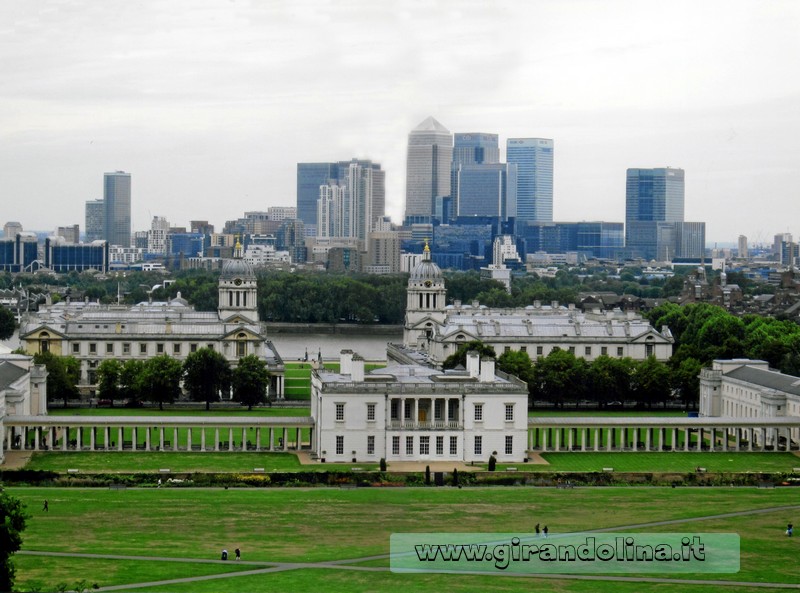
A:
[8, 486, 800, 593]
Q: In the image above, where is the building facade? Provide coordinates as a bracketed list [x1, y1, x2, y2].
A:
[0, 352, 49, 464]
[311, 349, 528, 463]
[506, 138, 554, 223]
[44, 238, 109, 273]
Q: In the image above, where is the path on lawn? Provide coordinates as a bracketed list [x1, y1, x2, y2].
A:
[19, 502, 800, 591]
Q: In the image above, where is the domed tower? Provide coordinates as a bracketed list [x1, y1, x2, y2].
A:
[218, 240, 259, 323]
[404, 241, 447, 348]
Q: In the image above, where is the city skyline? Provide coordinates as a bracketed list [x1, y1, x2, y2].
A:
[1, 1, 799, 243]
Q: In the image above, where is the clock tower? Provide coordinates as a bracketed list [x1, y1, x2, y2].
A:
[404, 241, 447, 348]
[218, 240, 259, 323]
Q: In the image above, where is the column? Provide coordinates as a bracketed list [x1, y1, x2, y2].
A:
[201, 428, 207, 452]
[215, 428, 220, 452]
[592, 428, 598, 452]
[256, 428, 261, 452]
[90, 428, 96, 451]
[296, 427, 301, 450]
[62, 427, 68, 451]
[242, 428, 247, 451]
[283, 428, 289, 451]
[541, 429, 548, 452]
[645, 428, 651, 451]
[118, 427, 123, 451]
[145, 428, 151, 452]
[554, 429, 561, 452]
[131, 427, 137, 451]
[34, 427, 40, 451]
[228, 428, 234, 452]
[76, 427, 82, 451]
[568, 428, 574, 451]
[682, 428, 689, 451]
[606, 428, 613, 451]
[658, 428, 664, 451]
[104, 427, 110, 451]
[734, 428, 740, 451]
[401, 399, 407, 428]
[748, 428, 754, 451]
[159, 428, 165, 451]
[187, 428, 193, 451]
[174, 428, 179, 452]
[269, 427, 274, 451]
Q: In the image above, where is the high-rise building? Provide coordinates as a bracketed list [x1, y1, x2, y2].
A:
[626, 167, 694, 260]
[454, 163, 516, 219]
[404, 117, 453, 224]
[506, 138, 554, 223]
[297, 163, 338, 231]
[103, 171, 131, 247]
[55, 225, 80, 244]
[148, 216, 170, 254]
[453, 133, 499, 167]
[85, 199, 104, 242]
[738, 235, 748, 259]
[3, 222, 23, 241]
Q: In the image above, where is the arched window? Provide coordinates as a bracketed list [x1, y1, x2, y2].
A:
[39, 331, 50, 353]
[236, 332, 247, 357]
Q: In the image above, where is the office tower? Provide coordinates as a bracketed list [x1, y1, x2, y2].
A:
[774, 233, 793, 257]
[267, 206, 297, 221]
[44, 237, 109, 273]
[506, 138, 554, 223]
[297, 163, 338, 231]
[3, 222, 22, 240]
[317, 183, 347, 238]
[85, 199, 104, 242]
[453, 133, 499, 167]
[148, 216, 170, 254]
[190, 220, 214, 235]
[674, 222, 706, 259]
[738, 235, 748, 259]
[404, 117, 453, 224]
[276, 219, 306, 264]
[455, 163, 516, 219]
[103, 171, 131, 247]
[625, 167, 687, 260]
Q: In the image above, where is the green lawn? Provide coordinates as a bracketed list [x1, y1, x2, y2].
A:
[8, 487, 800, 592]
[48, 408, 310, 417]
[516, 452, 800, 473]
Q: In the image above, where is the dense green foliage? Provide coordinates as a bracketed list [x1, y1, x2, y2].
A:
[182, 348, 232, 410]
[32, 352, 80, 406]
[0, 487, 27, 592]
[232, 354, 271, 410]
[0, 305, 15, 340]
[142, 355, 184, 410]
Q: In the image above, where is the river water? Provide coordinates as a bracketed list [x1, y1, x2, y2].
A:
[267, 331, 404, 363]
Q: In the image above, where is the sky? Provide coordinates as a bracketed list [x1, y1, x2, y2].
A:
[1, 0, 799, 245]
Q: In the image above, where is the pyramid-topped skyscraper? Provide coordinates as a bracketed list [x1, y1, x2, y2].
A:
[404, 117, 453, 224]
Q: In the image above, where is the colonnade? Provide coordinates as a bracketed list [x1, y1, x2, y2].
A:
[388, 397, 461, 429]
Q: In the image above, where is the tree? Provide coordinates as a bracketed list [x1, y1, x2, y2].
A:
[497, 350, 535, 404]
[232, 355, 270, 410]
[141, 355, 183, 410]
[588, 355, 634, 407]
[32, 352, 80, 407]
[183, 348, 232, 410]
[631, 357, 672, 408]
[0, 306, 15, 340]
[119, 360, 145, 404]
[0, 487, 27, 592]
[671, 357, 703, 409]
[531, 349, 588, 407]
[442, 340, 496, 370]
[96, 359, 123, 405]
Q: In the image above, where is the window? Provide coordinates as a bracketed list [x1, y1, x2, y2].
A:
[585, 346, 591, 356]
[434, 400, 442, 421]
[190, 343, 198, 353]
[617, 347, 624, 356]
[406, 436, 413, 456]
[173, 343, 181, 355]
[536, 346, 543, 356]
[568, 346, 575, 354]
[505, 435, 513, 455]
[89, 343, 97, 354]
[335, 403, 345, 421]
[404, 402, 411, 419]
[420, 436, 430, 455]
[138, 343, 146, 355]
[72, 343, 80, 354]
[236, 337, 246, 357]
[474, 403, 483, 422]
[520, 346, 527, 353]
[504, 346, 510, 353]
[367, 435, 375, 455]
[505, 404, 514, 422]
[106, 343, 114, 354]
[335, 435, 344, 455]
[450, 436, 458, 455]
[122, 343, 130, 355]
[157, 343, 164, 354]
[390, 400, 399, 420]
[367, 403, 376, 421]
[392, 436, 400, 455]
[207, 344, 214, 350]
[436, 436, 444, 455]
[474, 436, 482, 456]
[645, 343, 654, 357]
[601, 346, 607, 356]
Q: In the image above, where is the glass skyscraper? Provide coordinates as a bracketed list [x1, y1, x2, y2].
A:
[103, 171, 131, 247]
[506, 138, 554, 223]
[404, 117, 453, 224]
[625, 167, 688, 260]
[297, 163, 337, 230]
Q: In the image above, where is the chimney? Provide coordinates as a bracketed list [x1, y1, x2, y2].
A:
[340, 349, 354, 375]
[551, 300, 558, 309]
[466, 351, 480, 378]
[533, 300, 541, 309]
[453, 299, 461, 308]
[479, 356, 495, 382]
[351, 354, 365, 382]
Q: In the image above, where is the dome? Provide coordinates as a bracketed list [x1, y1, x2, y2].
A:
[410, 243, 442, 280]
[221, 257, 255, 279]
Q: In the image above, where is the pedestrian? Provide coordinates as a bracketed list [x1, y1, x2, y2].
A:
[788, 523, 794, 537]
[543, 525, 549, 538]
[235, 548, 241, 561]
[535, 523, 540, 537]
[157, 478, 162, 488]
[43, 500, 48, 512]
[221, 549, 228, 561]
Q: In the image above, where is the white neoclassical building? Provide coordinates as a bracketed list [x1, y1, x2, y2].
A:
[0, 351, 48, 463]
[400, 244, 674, 366]
[311, 349, 529, 463]
[699, 359, 800, 447]
[19, 248, 286, 397]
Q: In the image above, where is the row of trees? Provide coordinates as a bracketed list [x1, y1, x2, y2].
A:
[34, 349, 271, 410]
[444, 341, 684, 408]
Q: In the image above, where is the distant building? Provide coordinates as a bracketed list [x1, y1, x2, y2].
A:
[0, 353, 49, 464]
[405, 117, 453, 224]
[55, 225, 80, 244]
[517, 221, 624, 261]
[85, 199, 104, 242]
[367, 231, 402, 274]
[103, 171, 131, 247]
[148, 216, 170, 255]
[506, 138, 554, 223]
[738, 235, 749, 259]
[297, 162, 338, 231]
[3, 222, 23, 241]
[44, 238, 109, 273]
[0, 233, 39, 272]
[454, 163, 516, 219]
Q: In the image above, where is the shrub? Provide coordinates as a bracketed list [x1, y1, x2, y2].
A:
[488, 455, 497, 472]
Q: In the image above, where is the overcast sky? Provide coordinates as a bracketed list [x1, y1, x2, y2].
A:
[1, 0, 799, 244]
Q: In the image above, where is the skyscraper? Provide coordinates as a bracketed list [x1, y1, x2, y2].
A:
[103, 171, 131, 247]
[452, 133, 499, 167]
[625, 167, 684, 260]
[85, 199, 104, 242]
[506, 138, 554, 223]
[451, 133, 506, 219]
[297, 163, 338, 231]
[404, 117, 453, 224]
